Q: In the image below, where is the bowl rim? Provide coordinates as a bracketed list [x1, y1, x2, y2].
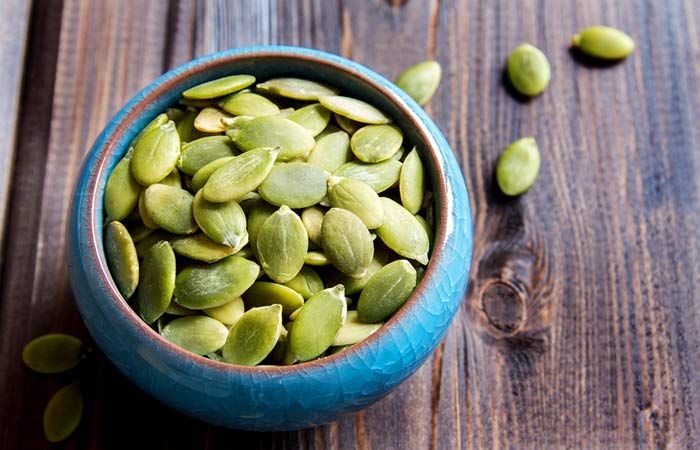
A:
[84, 45, 457, 375]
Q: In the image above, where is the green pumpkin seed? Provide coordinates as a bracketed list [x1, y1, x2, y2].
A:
[414, 214, 434, 250]
[399, 147, 425, 214]
[377, 198, 429, 264]
[192, 190, 248, 250]
[332, 311, 382, 346]
[245, 198, 277, 251]
[104, 148, 141, 220]
[357, 259, 417, 323]
[350, 124, 403, 163]
[128, 222, 154, 243]
[136, 241, 176, 323]
[334, 113, 363, 135]
[190, 156, 236, 192]
[496, 136, 541, 196]
[131, 120, 181, 186]
[319, 95, 391, 124]
[178, 136, 237, 175]
[138, 190, 159, 229]
[43, 382, 82, 443]
[395, 60, 442, 105]
[104, 221, 139, 299]
[160, 169, 182, 188]
[243, 281, 304, 316]
[165, 302, 197, 316]
[143, 184, 198, 234]
[327, 176, 384, 229]
[256, 77, 339, 100]
[392, 146, 406, 161]
[204, 297, 245, 326]
[333, 159, 402, 193]
[135, 231, 171, 259]
[222, 115, 255, 130]
[307, 130, 351, 173]
[176, 108, 207, 143]
[572, 26, 635, 60]
[161, 315, 229, 355]
[283, 266, 324, 299]
[170, 233, 236, 263]
[259, 162, 328, 208]
[194, 107, 232, 133]
[174, 256, 259, 309]
[304, 251, 330, 266]
[183, 74, 256, 99]
[290, 285, 347, 361]
[256, 206, 308, 283]
[202, 147, 280, 203]
[288, 103, 332, 136]
[227, 116, 315, 161]
[301, 206, 325, 247]
[321, 208, 374, 277]
[222, 305, 283, 366]
[328, 252, 388, 295]
[22, 334, 83, 374]
[219, 91, 280, 116]
[507, 43, 551, 97]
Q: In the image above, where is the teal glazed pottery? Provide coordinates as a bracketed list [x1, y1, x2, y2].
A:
[66, 46, 473, 431]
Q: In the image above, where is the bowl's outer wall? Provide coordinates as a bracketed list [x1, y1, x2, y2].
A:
[66, 46, 473, 431]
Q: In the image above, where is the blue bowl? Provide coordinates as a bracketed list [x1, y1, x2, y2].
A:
[66, 46, 473, 431]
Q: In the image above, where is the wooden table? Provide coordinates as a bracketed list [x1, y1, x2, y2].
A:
[1, 1, 698, 448]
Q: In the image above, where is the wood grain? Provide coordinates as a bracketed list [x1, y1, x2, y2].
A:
[1, 0, 699, 449]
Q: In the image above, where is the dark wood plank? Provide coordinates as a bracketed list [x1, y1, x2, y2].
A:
[1, 0, 699, 449]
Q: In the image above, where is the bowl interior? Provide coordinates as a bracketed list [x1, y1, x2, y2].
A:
[89, 47, 450, 372]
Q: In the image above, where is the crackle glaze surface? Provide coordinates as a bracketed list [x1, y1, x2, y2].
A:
[66, 46, 472, 431]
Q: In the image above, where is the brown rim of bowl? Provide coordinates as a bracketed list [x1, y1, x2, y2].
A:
[88, 49, 450, 374]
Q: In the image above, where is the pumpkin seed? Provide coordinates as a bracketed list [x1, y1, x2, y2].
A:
[178, 136, 237, 175]
[192, 190, 248, 250]
[245, 198, 277, 251]
[135, 231, 171, 259]
[161, 315, 229, 355]
[174, 256, 259, 309]
[259, 162, 328, 208]
[304, 251, 331, 266]
[572, 26, 635, 60]
[136, 241, 176, 323]
[328, 252, 388, 295]
[496, 136, 541, 196]
[104, 148, 141, 220]
[334, 113, 363, 135]
[190, 156, 236, 192]
[350, 124, 403, 163]
[283, 266, 324, 299]
[301, 206, 325, 247]
[357, 259, 417, 323]
[165, 302, 197, 316]
[288, 103, 331, 136]
[507, 43, 551, 97]
[202, 147, 280, 203]
[194, 107, 232, 133]
[256, 77, 339, 100]
[376, 198, 429, 264]
[327, 176, 384, 229]
[414, 214, 434, 250]
[321, 208, 373, 277]
[104, 221, 139, 299]
[183, 74, 256, 99]
[170, 233, 236, 263]
[204, 297, 245, 326]
[160, 169, 182, 188]
[307, 129, 351, 172]
[143, 184, 198, 234]
[128, 222, 154, 243]
[218, 91, 280, 116]
[395, 60, 442, 105]
[176, 108, 207, 143]
[332, 311, 382, 346]
[131, 120, 181, 186]
[22, 334, 83, 374]
[256, 206, 308, 283]
[290, 285, 347, 361]
[399, 147, 425, 214]
[138, 190, 159, 229]
[319, 95, 391, 124]
[227, 116, 315, 161]
[222, 305, 283, 366]
[333, 159, 402, 193]
[43, 382, 82, 443]
[243, 281, 304, 316]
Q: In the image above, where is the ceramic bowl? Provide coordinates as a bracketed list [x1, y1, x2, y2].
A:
[66, 45, 473, 431]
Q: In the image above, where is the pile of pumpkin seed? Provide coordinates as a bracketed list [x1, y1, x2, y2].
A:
[103, 74, 435, 366]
